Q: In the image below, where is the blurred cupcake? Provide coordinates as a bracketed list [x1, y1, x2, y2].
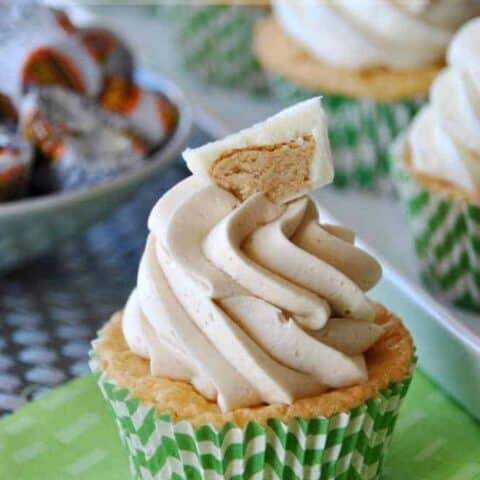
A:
[254, 0, 479, 189]
[392, 18, 480, 312]
[166, 1, 269, 92]
[91, 99, 415, 479]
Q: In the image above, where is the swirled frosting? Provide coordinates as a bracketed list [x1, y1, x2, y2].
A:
[408, 17, 480, 194]
[272, 0, 478, 70]
[123, 176, 383, 411]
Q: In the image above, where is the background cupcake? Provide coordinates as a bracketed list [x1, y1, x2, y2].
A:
[392, 18, 480, 312]
[254, 0, 479, 190]
[165, 1, 269, 92]
[91, 100, 415, 479]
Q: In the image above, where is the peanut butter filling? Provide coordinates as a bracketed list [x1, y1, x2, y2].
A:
[208, 135, 314, 202]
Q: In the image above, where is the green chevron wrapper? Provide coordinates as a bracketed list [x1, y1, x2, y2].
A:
[391, 139, 480, 312]
[90, 340, 415, 480]
[268, 75, 424, 191]
[166, 5, 268, 92]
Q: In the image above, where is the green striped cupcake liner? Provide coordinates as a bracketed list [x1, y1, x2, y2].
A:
[165, 5, 268, 92]
[90, 338, 415, 479]
[268, 75, 425, 191]
[391, 138, 480, 312]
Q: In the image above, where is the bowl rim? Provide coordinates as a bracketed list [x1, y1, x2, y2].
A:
[0, 69, 193, 219]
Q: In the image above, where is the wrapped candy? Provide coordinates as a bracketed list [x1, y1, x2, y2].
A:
[20, 37, 102, 97]
[50, 8, 76, 35]
[0, 93, 19, 132]
[21, 87, 99, 163]
[0, 2, 180, 198]
[0, 132, 33, 202]
[0, 2, 101, 101]
[52, 126, 147, 190]
[20, 86, 147, 191]
[99, 76, 178, 147]
[77, 27, 134, 81]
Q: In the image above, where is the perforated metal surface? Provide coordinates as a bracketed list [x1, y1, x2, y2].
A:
[0, 126, 210, 416]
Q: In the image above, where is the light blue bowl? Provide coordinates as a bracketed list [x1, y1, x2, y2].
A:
[0, 70, 193, 272]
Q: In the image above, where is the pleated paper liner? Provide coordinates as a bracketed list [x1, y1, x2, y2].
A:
[165, 4, 268, 92]
[391, 138, 480, 312]
[267, 74, 424, 192]
[90, 341, 415, 480]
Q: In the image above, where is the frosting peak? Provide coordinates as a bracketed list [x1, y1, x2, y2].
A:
[272, 0, 478, 70]
[123, 176, 383, 411]
[408, 17, 480, 194]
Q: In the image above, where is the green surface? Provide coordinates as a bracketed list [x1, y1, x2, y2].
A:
[1, 372, 479, 480]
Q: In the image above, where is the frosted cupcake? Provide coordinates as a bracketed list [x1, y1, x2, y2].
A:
[392, 18, 480, 312]
[253, 0, 479, 189]
[91, 99, 414, 479]
[166, 1, 268, 92]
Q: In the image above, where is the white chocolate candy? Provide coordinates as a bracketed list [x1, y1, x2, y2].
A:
[183, 98, 334, 203]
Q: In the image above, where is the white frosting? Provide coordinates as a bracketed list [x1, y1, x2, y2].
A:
[123, 176, 383, 411]
[409, 18, 480, 193]
[273, 0, 478, 70]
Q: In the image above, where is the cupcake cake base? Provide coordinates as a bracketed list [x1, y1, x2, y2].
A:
[90, 306, 414, 480]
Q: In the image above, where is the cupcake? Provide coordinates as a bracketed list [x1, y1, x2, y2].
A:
[253, 0, 479, 189]
[391, 18, 480, 312]
[91, 99, 415, 479]
[165, 1, 269, 92]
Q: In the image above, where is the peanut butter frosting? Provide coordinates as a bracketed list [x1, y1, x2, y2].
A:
[123, 100, 384, 412]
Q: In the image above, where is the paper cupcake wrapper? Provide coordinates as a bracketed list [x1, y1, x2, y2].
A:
[391, 139, 480, 312]
[165, 5, 268, 92]
[268, 74, 424, 191]
[90, 340, 415, 480]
